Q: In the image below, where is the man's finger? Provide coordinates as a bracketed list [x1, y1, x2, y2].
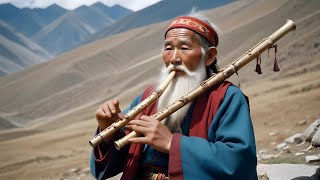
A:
[113, 98, 121, 113]
[96, 108, 107, 118]
[107, 101, 117, 114]
[130, 120, 150, 127]
[131, 124, 147, 134]
[125, 124, 133, 130]
[129, 137, 148, 144]
[102, 105, 112, 117]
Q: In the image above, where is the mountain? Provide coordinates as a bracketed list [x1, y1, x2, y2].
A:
[0, 3, 67, 36]
[0, 2, 133, 72]
[0, 3, 42, 36]
[73, 5, 115, 29]
[91, 2, 132, 20]
[31, 4, 125, 55]
[31, 12, 96, 55]
[0, 20, 52, 75]
[88, 0, 235, 41]
[23, 4, 68, 27]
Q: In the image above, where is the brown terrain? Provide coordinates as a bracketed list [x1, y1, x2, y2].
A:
[0, 0, 319, 179]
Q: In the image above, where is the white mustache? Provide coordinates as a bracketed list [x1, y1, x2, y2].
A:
[166, 64, 195, 76]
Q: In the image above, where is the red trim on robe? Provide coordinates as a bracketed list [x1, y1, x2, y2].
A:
[94, 143, 110, 163]
[189, 81, 231, 138]
[121, 85, 157, 180]
[94, 130, 124, 164]
[168, 81, 231, 179]
[168, 133, 183, 179]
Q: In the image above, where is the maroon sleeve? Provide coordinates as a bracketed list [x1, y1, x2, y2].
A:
[93, 129, 125, 164]
[168, 133, 184, 180]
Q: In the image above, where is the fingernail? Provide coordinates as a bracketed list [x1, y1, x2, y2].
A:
[111, 110, 116, 113]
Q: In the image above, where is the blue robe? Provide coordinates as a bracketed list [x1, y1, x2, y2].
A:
[90, 82, 257, 180]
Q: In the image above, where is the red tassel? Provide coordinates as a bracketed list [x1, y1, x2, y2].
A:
[255, 56, 262, 74]
[273, 45, 280, 72]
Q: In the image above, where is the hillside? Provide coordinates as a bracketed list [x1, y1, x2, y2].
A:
[0, 3, 67, 36]
[88, 0, 234, 41]
[0, 0, 319, 179]
[31, 12, 99, 55]
[0, 3, 132, 75]
[31, 4, 122, 55]
[91, 3, 132, 20]
[0, 20, 52, 75]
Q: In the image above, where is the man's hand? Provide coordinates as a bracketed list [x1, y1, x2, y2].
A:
[127, 115, 173, 153]
[95, 98, 122, 132]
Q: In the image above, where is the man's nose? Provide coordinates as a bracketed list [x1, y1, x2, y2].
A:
[170, 50, 182, 65]
[170, 57, 182, 65]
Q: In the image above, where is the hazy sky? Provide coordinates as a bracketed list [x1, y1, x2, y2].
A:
[0, 0, 162, 11]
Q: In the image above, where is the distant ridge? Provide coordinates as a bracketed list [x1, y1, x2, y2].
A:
[91, 3, 132, 20]
[0, 20, 52, 75]
[0, 2, 132, 75]
[0, 3, 67, 36]
[0, 116, 16, 130]
[88, 0, 235, 42]
[30, 3, 132, 55]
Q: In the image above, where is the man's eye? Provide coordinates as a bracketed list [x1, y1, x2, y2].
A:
[181, 47, 189, 50]
[165, 47, 172, 50]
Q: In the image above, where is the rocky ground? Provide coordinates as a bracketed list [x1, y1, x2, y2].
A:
[257, 118, 320, 179]
[59, 119, 320, 180]
[59, 167, 94, 180]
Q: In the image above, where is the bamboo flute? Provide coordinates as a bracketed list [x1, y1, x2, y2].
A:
[114, 19, 296, 150]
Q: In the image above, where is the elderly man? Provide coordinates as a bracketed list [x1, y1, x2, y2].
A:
[90, 12, 257, 180]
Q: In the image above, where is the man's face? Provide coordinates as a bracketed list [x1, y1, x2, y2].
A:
[162, 28, 204, 75]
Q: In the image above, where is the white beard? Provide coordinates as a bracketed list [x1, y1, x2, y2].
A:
[156, 59, 207, 133]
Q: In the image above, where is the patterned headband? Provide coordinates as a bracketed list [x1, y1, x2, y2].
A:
[165, 16, 219, 47]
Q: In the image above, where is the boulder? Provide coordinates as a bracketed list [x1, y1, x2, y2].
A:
[311, 128, 320, 147]
[276, 142, 287, 150]
[257, 164, 319, 180]
[306, 155, 320, 163]
[297, 120, 307, 125]
[303, 119, 320, 141]
[284, 133, 304, 144]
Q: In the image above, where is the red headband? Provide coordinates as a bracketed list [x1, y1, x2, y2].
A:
[165, 16, 219, 47]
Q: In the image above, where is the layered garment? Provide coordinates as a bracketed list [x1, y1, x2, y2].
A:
[90, 81, 257, 180]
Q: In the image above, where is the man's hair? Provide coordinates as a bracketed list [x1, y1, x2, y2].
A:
[188, 9, 220, 75]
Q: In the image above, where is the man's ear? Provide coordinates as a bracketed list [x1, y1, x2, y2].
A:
[205, 47, 217, 67]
